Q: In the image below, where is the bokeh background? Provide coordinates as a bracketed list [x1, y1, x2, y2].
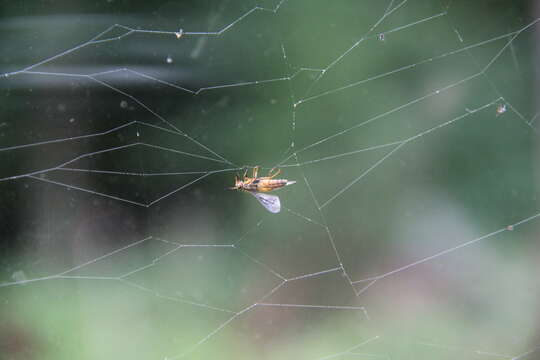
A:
[1, 1, 539, 359]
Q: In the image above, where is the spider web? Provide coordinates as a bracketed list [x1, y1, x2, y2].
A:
[1, 0, 539, 359]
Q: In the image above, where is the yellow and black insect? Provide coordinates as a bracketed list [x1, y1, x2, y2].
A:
[230, 166, 296, 213]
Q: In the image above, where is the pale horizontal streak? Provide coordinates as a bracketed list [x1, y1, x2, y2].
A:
[2, 1, 286, 78]
[257, 303, 365, 311]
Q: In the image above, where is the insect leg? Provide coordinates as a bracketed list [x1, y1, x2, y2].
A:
[268, 167, 281, 179]
[252, 166, 259, 179]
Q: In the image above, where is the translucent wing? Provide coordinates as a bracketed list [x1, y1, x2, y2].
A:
[250, 192, 281, 213]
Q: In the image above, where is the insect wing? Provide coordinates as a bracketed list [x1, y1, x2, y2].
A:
[250, 192, 281, 213]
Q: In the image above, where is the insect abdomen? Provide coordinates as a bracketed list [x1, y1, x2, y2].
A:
[242, 184, 260, 191]
[256, 179, 289, 192]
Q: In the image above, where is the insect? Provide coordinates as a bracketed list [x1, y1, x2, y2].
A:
[496, 103, 507, 116]
[230, 166, 296, 213]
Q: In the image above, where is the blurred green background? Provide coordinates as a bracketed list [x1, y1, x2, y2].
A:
[1, 0, 539, 359]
